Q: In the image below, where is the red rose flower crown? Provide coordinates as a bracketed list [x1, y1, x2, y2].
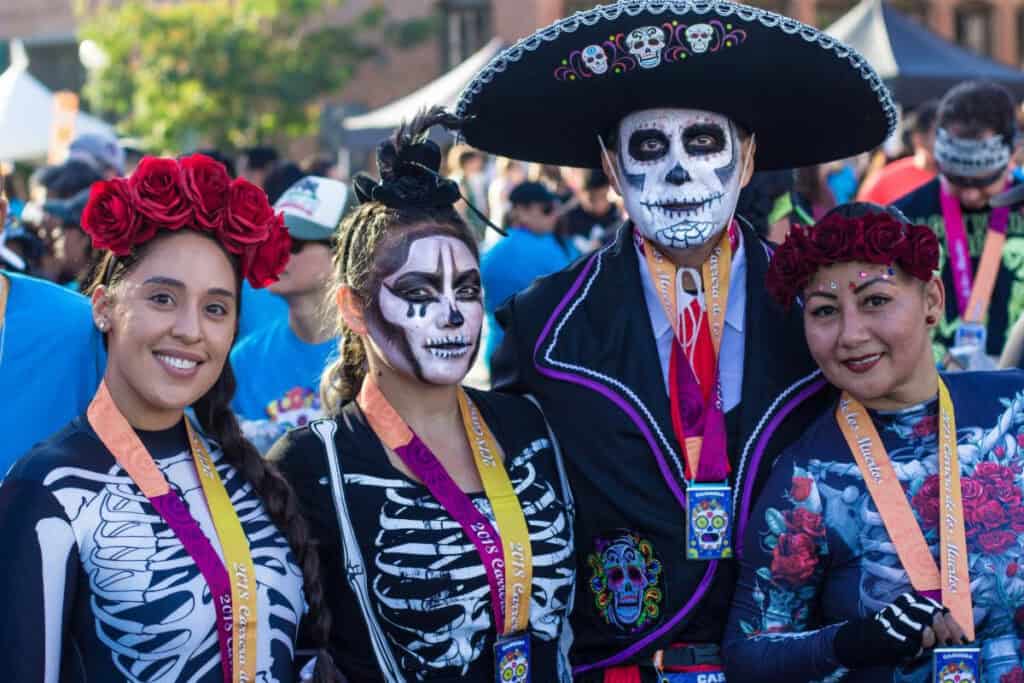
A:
[81, 154, 291, 288]
[766, 212, 940, 309]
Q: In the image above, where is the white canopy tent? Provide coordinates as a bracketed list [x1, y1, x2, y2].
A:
[0, 44, 115, 162]
[342, 38, 503, 149]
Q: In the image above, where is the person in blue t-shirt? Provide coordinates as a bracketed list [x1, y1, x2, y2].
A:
[238, 280, 289, 341]
[0, 181, 106, 473]
[481, 181, 578, 370]
[1, 270, 106, 473]
[231, 176, 349, 451]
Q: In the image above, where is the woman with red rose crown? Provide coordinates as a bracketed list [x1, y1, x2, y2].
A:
[0, 154, 340, 683]
[723, 202, 1024, 683]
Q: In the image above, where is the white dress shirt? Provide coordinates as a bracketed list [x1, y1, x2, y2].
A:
[637, 231, 747, 412]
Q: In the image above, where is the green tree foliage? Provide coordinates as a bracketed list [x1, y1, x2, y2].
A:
[78, 0, 425, 152]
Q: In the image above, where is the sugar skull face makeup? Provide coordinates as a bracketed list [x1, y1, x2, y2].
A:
[366, 234, 483, 385]
[616, 108, 745, 251]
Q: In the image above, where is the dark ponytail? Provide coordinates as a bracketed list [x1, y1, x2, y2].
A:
[194, 363, 340, 682]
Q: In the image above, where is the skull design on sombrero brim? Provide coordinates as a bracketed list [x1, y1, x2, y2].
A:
[456, 0, 896, 170]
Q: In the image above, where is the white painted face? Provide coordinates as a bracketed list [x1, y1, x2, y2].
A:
[367, 235, 483, 385]
[617, 108, 745, 251]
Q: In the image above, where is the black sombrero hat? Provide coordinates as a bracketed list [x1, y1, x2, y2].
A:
[456, 0, 896, 170]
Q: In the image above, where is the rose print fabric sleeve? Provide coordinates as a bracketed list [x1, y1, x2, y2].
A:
[0, 477, 80, 682]
[723, 449, 845, 682]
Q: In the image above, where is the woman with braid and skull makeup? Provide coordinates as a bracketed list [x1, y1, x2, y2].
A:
[269, 110, 576, 683]
[0, 155, 340, 682]
[725, 203, 1024, 682]
[454, 1, 898, 680]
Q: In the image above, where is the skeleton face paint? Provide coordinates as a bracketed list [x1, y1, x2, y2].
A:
[617, 108, 745, 251]
[367, 235, 483, 386]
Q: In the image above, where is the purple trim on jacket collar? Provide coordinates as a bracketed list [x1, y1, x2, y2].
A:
[531, 248, 716, 672]
[735, 377, 828, 559]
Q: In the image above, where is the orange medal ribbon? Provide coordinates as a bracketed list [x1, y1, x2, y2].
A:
[836, 379, 974, 640]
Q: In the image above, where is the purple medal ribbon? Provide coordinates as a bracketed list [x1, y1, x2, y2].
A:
[393, 435, 509, 633]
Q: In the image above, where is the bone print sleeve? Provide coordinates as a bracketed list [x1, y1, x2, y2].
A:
[0, 475, 80, 682]
[722, 449, 843, 682]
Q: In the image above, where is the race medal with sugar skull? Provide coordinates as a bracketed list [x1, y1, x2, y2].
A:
[933, 647, 980, 683]
[494, 632, 531, 683]
[686, 483, 733, 559]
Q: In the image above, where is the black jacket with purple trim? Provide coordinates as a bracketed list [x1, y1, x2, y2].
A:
[491, 219, 826, 677]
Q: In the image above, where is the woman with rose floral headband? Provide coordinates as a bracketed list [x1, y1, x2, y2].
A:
[269, 109, 576, 683]
[0, 154, 340, 683]
[723, 202, 1024, 682]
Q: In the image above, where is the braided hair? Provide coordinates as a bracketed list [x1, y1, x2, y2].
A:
[320, 107, 479, 413]
[90, 232, 341, 683]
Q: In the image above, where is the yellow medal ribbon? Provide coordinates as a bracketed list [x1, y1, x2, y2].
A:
[641, 229, 732, 477]
[457, 389, 534, 635]
[186, 420, 260, 682]
[836, 378, 973, 641]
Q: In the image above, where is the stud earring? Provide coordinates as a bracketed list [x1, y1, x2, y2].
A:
[97, 318, 109, 331]
[926, 315, 936, 325]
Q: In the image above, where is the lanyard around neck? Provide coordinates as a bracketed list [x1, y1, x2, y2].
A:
[940, 184, 1009, 322]
[357, 380, 534, 636]
[87, 381, 259, 683]
[640, 227, 733, 482]
[835, 379, 973, 641]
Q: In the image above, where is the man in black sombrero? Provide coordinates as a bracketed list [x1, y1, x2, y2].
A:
[456, 1, 895, 680]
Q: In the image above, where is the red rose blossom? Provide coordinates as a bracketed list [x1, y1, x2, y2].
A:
[975, 462, 1014, 483]
[1008, 562, 1019, 577]
[180, 154, 231, 231]
[860, 217, 908, 264]
[961, 477, 991, 506]
[241, 213, 291, 287]
[901, 225, 939, 281]
[811, 221, 854, 261]
[786, 508, 826, 538]
[977, 529, 1017, 555]
[80, 178, 147, 255]
[1001, 666, 1024, 683]
[976, 499, 1009, 529]
[771, 532, 819, 586]
[129, 156, 192, 230]
[912, 415, 938, 438]
[911, 491, 940, 529]
[766, 229, 815, 308]
[993, 482, 1022, 508]
[222, 178, 274, 253]
[791, 477, 813, 502]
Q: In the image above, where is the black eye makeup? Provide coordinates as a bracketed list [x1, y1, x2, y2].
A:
[628, 128, 670, 161]
[683, 123, 727, 155]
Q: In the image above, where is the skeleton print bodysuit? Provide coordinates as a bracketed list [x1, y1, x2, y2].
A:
[724, 370, 1024, 683]
[272, 388, 576, 682]
[0, 416, 305, 683]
